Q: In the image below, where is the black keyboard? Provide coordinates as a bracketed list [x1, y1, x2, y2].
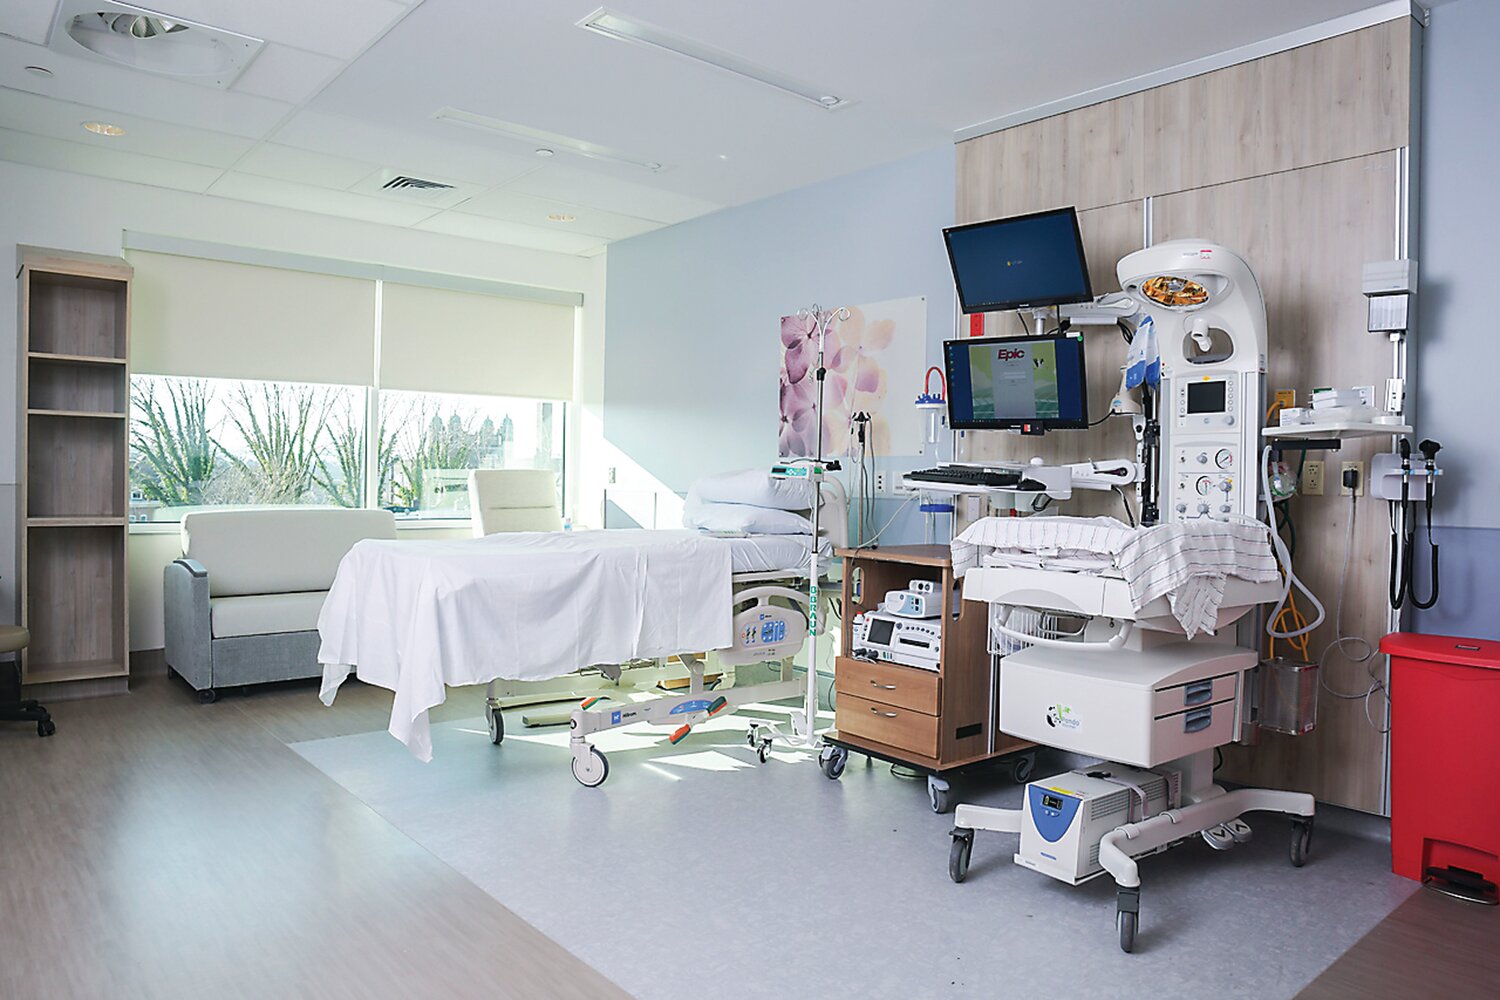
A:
[904, 466, 1022, 488]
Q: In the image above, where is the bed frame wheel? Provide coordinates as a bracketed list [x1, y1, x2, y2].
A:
[571, 746, 609, 788]
[487, 705, 505, 745]
[756, 739, 771, 763]
[1290, 816, 1314, 868]
[948, 828, 974, 883]
[1116, 887, 1140, 954]
[819, 745, 848, 780]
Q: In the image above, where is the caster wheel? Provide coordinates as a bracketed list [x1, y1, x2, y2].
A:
[819, 746, 848, 780]
[1290, 817, 1313, 868]
[37, 719, 56, 738]
[927, 776, 950, 814]
[487, 706, 505, 745]
[756, 740, 771, 764]
[197, 688, 218, 705]
[1117, 910, 1138, 953]
[571, 746, 609, 788]
[1011, 752, 1036, 784]
[746, 728, 758, 748]
[948, 829, 973, 883]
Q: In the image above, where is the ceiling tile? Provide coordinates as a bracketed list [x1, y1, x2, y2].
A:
[505, 164, 721, 226]
[415, 211, 602, 255]
[0, 1, 58, 45]
[270, 108, 543, 188]
[208, 171, 439, 226]
[0, 126, 222, 192]
[0, 86, 256, 166]
[153, 0, 409, 59]
[458, 188, 662, 241]
[233, 142, 379, 190]
[0, 36, 292, 137]
[232, 43, 343, 104]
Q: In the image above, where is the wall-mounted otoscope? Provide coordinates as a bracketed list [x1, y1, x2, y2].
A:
[1378, 436, 1442, 610]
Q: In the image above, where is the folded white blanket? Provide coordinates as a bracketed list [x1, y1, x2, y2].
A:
[689, 468, 816, 510]
[952, 515, 1280, 637]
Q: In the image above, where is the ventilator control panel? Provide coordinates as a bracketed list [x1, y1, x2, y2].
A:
[1165, 371, 1258, 521]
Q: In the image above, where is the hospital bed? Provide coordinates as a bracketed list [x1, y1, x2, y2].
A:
[317, 480, 847, 785]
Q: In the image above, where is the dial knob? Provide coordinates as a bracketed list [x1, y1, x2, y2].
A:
[1219, 480, 1233, 493]
[1176, 503, 1188, 513]
[1197, 452, 1209, 464]
[1220, 504, 1232, 513]
[1225, 415, 1236, 426]
[1197, 502, 1211, 514]
[1215, 449, 1234, 469]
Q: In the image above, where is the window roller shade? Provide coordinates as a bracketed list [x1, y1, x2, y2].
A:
[128, 251, 376, 385]
[378, 281, 575, 400]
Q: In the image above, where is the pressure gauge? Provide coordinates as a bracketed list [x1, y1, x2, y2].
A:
[1196, 476, 1212, 495]
[1215, 448, 1234, 469]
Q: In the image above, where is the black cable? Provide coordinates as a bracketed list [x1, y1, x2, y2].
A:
[1115, 486, 1136, 527]
[1030, 494, 1052, 512]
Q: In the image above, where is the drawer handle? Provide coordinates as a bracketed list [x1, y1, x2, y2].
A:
[1184, 680, 1214, 706]
[1184, 707, 1213, 733]
[869, 680, 898, 690]
[870, 707, 899, 718]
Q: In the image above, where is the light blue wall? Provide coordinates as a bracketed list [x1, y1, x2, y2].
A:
[1411, 0, 1500, 639]
[604, 145, 958, 543]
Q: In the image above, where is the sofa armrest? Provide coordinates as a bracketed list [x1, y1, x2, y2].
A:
[164, 560, 213, 692]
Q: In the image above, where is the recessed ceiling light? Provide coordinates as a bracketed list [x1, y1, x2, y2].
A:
[577, 8, 850, 111]
[717, 153, 729, 161]
[433, 107, 666, 172]
[24, 65, 53, 77]
[82, 121, 125, 136]
[535, 148, 555, 158]
[547, 213, 576, 223]
[54, 0, 262, 89]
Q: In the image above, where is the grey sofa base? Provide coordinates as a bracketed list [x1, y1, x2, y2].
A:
[166, 631, 325, 694]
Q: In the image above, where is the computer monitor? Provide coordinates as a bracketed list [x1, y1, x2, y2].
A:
[943, 207, 1093, 314]
[944, 333, 1089, 431]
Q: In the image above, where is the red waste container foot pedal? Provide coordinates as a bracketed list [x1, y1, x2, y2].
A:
[1423, 865, 1499, 906]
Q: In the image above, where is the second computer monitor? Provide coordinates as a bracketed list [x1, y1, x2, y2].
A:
[944, 333, 1089, 431]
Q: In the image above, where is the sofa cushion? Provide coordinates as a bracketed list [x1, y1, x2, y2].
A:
[210, 591, 328, 639]
[181, 507, 397, 597]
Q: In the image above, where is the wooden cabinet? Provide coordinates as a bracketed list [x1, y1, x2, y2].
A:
[17, 247, 131, 691]
[831, 545, 1032, 774]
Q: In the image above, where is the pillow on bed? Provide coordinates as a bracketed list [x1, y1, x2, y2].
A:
[688, 468, 816, 511]
[683, 495, 814, 535]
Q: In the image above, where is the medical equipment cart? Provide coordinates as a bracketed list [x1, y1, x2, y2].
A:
[819, 545, 1036, 812]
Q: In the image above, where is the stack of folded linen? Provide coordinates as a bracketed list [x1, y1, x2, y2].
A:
[683, 468, 820, 540]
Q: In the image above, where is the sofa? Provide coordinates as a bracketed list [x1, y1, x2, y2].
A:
[164, 507, 397, 702]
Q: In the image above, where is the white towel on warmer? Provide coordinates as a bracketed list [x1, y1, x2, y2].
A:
[951, 516, 1136, 578]
[1115, 519, 1280, 637]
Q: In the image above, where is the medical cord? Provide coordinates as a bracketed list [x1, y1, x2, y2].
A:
[1317, 491, 1389, 733]
[853, 494, 917, 550]
[1256, 444, 1326, 640]
[1114, 486, 1137, 527]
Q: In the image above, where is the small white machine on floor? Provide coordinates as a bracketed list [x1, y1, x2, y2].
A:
[944, 239, 1316, 955]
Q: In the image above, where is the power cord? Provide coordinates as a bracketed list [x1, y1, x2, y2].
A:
[1317, 483, 1389, 733]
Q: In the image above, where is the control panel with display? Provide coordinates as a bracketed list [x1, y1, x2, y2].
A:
[1166, 370, 1259, 521]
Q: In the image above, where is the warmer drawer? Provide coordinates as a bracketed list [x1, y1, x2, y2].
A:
[835, 692, 939, 758]
[835, 656, 939, 715]
[1152, 673, 1239, 717]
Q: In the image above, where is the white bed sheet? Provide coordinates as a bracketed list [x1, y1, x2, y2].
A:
[318, 528, 735, 760]
[718, 533, 823, 576]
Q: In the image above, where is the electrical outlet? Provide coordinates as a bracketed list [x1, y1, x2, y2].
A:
[1274, 388, 1296, 409]
[607, 467, 617, 484]
[875, 471, 887, 493]
[1354, 385, 1376, 409]
[1340, 460, 1365, 497]
[1302, 460, 1325, 496]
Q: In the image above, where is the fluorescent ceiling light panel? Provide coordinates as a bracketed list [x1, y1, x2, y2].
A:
[52, 0, 264, 89]
[577, 7, 849, 110]
[432, 107, 665, 172]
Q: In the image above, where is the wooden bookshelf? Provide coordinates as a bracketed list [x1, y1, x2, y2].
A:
[18, 246, 131, 690]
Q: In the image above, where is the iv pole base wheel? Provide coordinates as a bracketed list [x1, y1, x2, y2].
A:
[948, 828, 974, 883]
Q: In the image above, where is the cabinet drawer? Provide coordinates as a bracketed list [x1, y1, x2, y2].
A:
[836, 656, 939, 715]
[1152, 673, 1238, 717]
[836, 692, 939, 758]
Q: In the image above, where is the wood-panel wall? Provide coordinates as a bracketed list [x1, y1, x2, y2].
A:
[955, 18, 1416, 812]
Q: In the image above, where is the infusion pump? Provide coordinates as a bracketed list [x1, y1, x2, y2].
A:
[1164, 369, 1261, 521]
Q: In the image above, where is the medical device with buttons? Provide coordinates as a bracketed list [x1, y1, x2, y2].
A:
[1018, 765, 1183, 885]
[851, 610, 941, 670]
[1121, 242, 1267, 522]
[882, 579, 943, 619]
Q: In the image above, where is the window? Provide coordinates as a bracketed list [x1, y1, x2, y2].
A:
[129, 375, 564, 523]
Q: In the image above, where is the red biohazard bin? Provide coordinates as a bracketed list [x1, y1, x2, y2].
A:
[1381, 632, 1500, 900]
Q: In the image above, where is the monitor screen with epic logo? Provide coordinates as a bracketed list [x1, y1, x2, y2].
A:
[943, 333, 1089, 431]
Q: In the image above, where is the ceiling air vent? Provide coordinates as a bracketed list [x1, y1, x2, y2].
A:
[353, 170, 478, 210]
[51, 0, 263, 89]
[382, 175, 455, 193]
